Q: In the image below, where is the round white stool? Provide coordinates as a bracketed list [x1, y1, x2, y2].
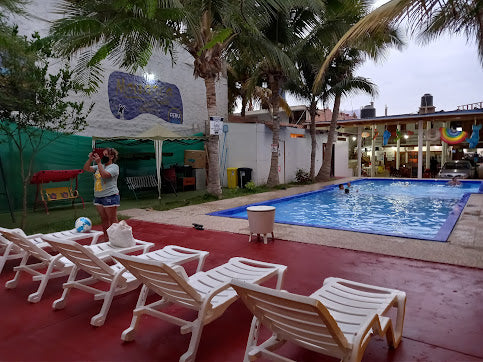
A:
[246, 206, 275, 244]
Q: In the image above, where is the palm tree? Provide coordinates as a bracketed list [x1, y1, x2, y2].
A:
[315, 21, 403, 182]
[315, 49, 377, 182]
[285, 48, 324, 181]
[230, 3, 324, 187]
[50, 0, 290, 198]
[0, 0, 28, 15]
[315, 0, 483, 89]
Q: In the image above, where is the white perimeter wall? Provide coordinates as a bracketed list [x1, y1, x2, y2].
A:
[220, 123, 335, 186]
[334, 140, 353, 178]
[11, 0, 227, 138]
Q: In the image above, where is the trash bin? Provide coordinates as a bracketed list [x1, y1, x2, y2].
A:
[237, 168, 252, 188]
[227, 167, 238, 189]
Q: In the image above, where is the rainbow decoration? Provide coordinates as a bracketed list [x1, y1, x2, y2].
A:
[440, 127, 468, 145]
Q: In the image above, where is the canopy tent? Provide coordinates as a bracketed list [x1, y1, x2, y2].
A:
[92, 125, 206, 199]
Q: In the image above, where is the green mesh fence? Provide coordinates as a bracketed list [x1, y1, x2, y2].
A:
[0, 125, 204, 213]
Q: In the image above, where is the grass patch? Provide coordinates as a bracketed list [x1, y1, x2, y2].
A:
[0, 182, 301, 234]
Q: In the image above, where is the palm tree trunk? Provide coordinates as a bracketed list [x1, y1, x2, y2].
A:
[203, 76, 222, 198]
[266, 75, 280, 187]
[316, 92, 341, 182]
[309, 99, 317, 181]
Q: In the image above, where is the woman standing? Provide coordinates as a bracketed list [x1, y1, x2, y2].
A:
[83, 148, 120, 241]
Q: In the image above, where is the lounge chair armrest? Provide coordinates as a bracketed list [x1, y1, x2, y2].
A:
[232, 257, 287, 289]
[133, 239, 155, 253]
[350, 313, 381, 359]
[323, 277, 405, 295]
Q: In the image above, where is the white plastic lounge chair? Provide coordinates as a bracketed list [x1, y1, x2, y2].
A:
[113, 254, 287, 362]
[45, 237, 209, 327]
[231, 277, 406, 362]
[0, 226, 102, 274]
[0, 231, 152, 303]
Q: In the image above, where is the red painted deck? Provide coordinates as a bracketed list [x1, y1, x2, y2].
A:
[1, 219, 482, 361]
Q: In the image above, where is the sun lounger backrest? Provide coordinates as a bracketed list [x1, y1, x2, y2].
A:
[231, 280, 351, 359]
[113, 253, 203, 308]
[1, 231, 53, 263]
[44, 236, 124, 284]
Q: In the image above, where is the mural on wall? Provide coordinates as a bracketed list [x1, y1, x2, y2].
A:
[108, 71, 183, 124]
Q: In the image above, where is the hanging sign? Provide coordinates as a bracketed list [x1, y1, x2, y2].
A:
[210, 116, 224, 135]
[271, 143, 279, 153]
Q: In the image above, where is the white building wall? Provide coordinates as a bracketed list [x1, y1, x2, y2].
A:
[220, 123, 328, 186]
[334, 140, 352, 177]
[11, 0, 228, 138]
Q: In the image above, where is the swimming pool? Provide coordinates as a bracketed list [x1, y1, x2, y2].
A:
[209, 179, 483, 242]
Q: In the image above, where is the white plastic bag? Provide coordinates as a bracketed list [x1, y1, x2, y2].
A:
[107, 220, 135, 248]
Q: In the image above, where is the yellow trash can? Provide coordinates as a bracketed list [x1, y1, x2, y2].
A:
[227, 168, 238, 188]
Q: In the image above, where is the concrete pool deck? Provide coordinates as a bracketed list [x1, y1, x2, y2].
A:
[120, 178, 483, 269]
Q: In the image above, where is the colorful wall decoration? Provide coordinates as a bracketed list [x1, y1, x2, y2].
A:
[440, 127, 468, 145]
[108, 71, 183, 124]
[383, 130, 391, 145]
[467, 124, 481, 148]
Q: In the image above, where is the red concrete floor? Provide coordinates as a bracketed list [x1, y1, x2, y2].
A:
[1, 219, 482, 361]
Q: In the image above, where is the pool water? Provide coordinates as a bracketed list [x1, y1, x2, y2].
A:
[209, 179, 483, 242]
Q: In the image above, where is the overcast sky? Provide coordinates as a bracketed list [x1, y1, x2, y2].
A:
[336, 33, 483, 117]
[285, 31, 483, 117]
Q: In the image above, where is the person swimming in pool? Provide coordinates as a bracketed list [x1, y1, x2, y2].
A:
[448, 177, 462, 186]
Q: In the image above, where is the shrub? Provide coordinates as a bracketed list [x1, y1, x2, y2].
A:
[295, 169, 311, 184]
[244, 181, 257, 192]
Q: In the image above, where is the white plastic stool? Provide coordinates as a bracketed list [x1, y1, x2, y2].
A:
[247, 206, 275, 244]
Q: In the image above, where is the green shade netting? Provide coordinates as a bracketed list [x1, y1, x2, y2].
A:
[0, 121, 204, 212]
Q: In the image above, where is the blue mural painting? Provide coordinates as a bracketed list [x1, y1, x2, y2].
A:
[108, 71, 183, 123]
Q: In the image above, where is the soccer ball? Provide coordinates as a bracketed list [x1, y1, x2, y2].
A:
[75, 217, 92, 233]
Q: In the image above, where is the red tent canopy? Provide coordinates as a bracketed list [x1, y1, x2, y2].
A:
[30, 169, 83, 184]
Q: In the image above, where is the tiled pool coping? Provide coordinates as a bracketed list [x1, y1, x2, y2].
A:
[208, 178, 483, 242]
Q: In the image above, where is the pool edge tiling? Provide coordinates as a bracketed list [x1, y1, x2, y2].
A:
[208, 179, 483, 242]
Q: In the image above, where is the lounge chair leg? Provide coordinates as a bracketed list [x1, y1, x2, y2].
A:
[53, 266, 79, 310]
[391, 293, 407, 348]
[121, 285, 150, 342]
[90, 277, 120, 327]
[0, 243, 17, 274]
[28, 257, 60, 303]
[180, 318, 205, 362]
[5, 254, 28, 289]
[244, 317, 261, 362]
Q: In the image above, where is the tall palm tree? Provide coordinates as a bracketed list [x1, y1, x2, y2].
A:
[229, 2, 324, 187]
[315, 0, 483, 89]
[50, 0, 289, 198]
[315, 20, 403, 182]
[315, 49, 377, 182]
[285, 47, 324, 181]
[285, 0, 361, 181]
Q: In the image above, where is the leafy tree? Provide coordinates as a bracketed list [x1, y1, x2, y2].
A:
[0, 30, 92, 227]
